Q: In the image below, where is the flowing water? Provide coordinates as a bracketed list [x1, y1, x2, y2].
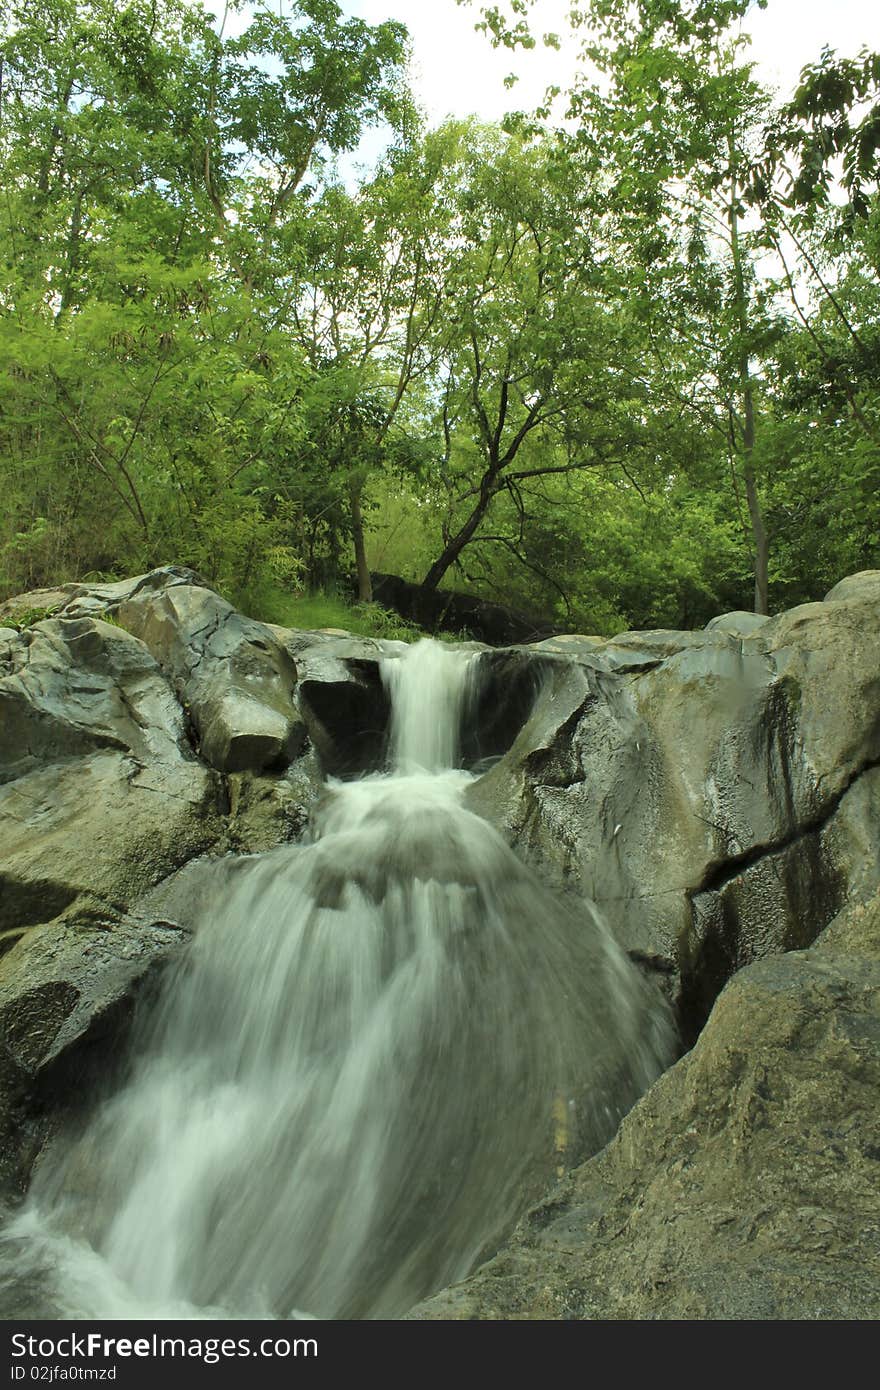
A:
[0, 639, 676, 1319]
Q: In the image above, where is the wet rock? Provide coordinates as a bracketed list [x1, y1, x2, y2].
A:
[0, 616, 193, 784]
[0, 579, 317, 1193]
[282, 632, 398, 777]
[705, 610, 770, 635]
[0, 751, 222, 938]
[117, 583, 306, 775]
[0, 909, 192, 1191]
[466, 577, 880, 1025]
[408, 892, 880, 1320]
[0, 566, 207, 626]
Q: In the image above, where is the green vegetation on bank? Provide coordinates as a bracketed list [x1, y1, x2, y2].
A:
[1, 1, 878, 634]
[241, 585, 427, 642]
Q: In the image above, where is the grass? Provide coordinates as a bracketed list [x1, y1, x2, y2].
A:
[241, 585, 428, 643]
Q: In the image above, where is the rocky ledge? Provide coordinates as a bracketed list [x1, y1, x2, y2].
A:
[409, 891, 880, 1320]
[1, 565, 878, 1317]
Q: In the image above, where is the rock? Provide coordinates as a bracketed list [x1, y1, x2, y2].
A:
[823, 569, 880, 604]
[370, 571, 555, 645]
[0, 911, 191, 1191]
[281, 632, 398, 777]
[528, 633, 605, 654]
[0, 567, 308, 778]
[705, 610, 770, 635]
[0, 566, 208, 626]
[0, 576, 319, 1194]
[465, 577, 880, 1027]
[221, 752, 325, 853]
[408, 892, 880, 1320]
[0, 616, 224, 936]
[0, 617, 193, 784]
[0, 751, 222, 937]
[117, 583, 306, 775]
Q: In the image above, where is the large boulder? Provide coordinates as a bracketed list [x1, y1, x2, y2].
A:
[409, 891, 880, 1320]
[466, 575, 880, 1027]
[0, 573, 322, 1195]
[116, 584, 306, 775]
[0, 567, 309, 778]
[0, 617, 223, 941]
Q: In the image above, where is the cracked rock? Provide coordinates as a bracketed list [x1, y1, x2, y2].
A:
[117, 583, 306, 775]
[408, 891, 880, 1321]
[466, 572, 880, 1025]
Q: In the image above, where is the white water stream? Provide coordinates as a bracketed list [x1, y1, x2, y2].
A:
[0, 640, 675, 1319]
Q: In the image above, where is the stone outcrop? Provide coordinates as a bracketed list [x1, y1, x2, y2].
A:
[0, 564, 878, 1318]
[117, 583, 307, 776]
[0, 569, 329, 1192]
[409, 890, 880, 1320]
[466, 570, 880, 1031]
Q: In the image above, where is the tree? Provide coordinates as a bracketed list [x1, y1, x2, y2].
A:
[0, 0, 410, 600]
[558, 0, 780, 613]
[398, 120, 655, 594]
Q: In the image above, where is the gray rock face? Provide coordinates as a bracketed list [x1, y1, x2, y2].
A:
[409, 891, 880, 1320]
[282, 631, 399, 777]
[0, 570, 321, 1193]
[0, 566, 309, 776]
[705, 609, 770, 635]
[466, 581, 880, 1029]
[117, 584, 306, 775]
[0, 616, 193, 783]
[823, 568, 880, 604]
[0, 618, 222, 936]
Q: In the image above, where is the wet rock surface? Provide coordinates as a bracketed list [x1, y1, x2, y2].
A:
[0, 565, 878, 1318]
[408, 891, 880, 1321]
[0, 570, 325, 1191]
[466, 569, 880, 1029]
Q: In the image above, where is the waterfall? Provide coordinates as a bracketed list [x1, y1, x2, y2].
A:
[383, 637, 475, 773]
[0, 639, 676, 1320]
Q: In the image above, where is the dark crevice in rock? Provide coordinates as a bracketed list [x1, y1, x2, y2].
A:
[520, 701, 595, 789]
[628, 949, 677, 974]
[462, 651, 558, 767]
[695, 753, 880, 898]
[298, 663, 391, 778]
[678, 757, 880, 1044]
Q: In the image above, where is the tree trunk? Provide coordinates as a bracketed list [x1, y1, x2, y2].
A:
[741, 383, 769, 615]
[421, 480, 497, 591]
[350, 482, 372, 603]
[728, 135, 770, 616]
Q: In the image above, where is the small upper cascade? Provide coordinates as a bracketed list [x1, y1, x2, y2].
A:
[383, 639, 477, 775]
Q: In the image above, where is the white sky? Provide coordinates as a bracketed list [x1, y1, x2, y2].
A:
[207, 1, 880, 177]
[341, 0, 880, 124]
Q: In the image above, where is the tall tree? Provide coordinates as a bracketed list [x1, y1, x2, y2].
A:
[403, 120, 653, 594]
[0, 0, 410, 599]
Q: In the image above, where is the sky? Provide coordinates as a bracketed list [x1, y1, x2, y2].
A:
[341, 0, 880, 125]
[206, 1, 880, 177]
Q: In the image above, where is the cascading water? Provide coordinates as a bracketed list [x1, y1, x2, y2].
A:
[0, 639, 676, 1319]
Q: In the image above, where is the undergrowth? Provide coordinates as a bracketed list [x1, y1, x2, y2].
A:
[239, 585, 429, 642]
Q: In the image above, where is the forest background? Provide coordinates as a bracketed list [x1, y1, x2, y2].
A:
[1, 0, 878, 638]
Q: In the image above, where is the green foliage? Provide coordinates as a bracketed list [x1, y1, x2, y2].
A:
[243, 586, 425, 643]
[1, 0, 877, 633]
[0, 0, 409, 601]
[5, 606, 58, 631]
